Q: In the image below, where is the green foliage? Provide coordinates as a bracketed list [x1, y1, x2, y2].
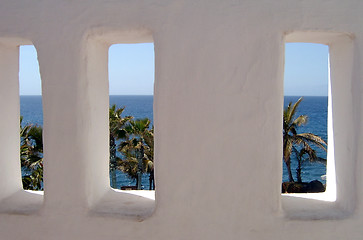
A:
[109, 106, 155, 189]
[109, 104, 133, 141]
[117, 118, 154, 189]
[22, 167, 43, 190]
[109, 105, 133, 188]
[20, 117, 43, 190]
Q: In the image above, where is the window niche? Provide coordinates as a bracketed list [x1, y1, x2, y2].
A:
[0, 40, 43, 214]
[19, 45, 44, 192]
[86, 30, 156, 220]
[281, 32, 355, 220]
[282, 42, 329, 194]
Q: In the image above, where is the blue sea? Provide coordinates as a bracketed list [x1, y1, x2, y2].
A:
[20, 95, 327, 187]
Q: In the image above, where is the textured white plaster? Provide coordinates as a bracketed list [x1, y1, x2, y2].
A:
[0, 1, 362, 239]
[84, 30, 155, 217]
[282, 32, 355, 220]
[0, 39, 43, 214]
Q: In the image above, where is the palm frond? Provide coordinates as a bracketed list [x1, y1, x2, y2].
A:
[293, 115, 308, 127]
[297, 133, 327, 151]
[288, 97, 303, 123]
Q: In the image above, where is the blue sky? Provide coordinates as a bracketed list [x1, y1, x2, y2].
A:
[19, 43, 328, 96]
[19, 46, 42, 95]
[284, 43, 329, 96]
[108, 43, 154, 95]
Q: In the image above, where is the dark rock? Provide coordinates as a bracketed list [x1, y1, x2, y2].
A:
[306, 180, 325, 193]
[282, 182, 307, 193]
[282, 180, 325, 193]
[281, 182, 289, 193]
[121, 185, 137, 190]
[287, 182, 308, 193]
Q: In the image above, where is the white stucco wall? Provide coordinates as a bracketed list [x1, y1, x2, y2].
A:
[0, 0, 362, 239]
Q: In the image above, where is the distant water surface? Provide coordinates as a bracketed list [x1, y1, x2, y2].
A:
[20, 95, 327, 186]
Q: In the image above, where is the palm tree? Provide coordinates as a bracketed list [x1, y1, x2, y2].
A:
[118, 118, 154, 189]
[283, 97, 327, 182]
[293, 146, 326, 183]
[20, 117, 44, 190]
[109, 105, 133, 188]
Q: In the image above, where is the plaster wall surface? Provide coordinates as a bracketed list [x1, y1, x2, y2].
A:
[0, 0, 362, 239]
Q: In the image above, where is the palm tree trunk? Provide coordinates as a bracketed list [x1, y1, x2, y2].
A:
[110, 170, 117, 188]
[110, 135, 117, 188]
[296, 157, 302, 183]
[285, 159, 294, 182]
[149, 169, 154, 190]
[135, 177, 140, 190]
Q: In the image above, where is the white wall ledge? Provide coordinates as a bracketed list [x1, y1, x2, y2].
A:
[281, 194, 352, 220]
[0, 190, 43, 215]
[90, 189, 155, 221]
